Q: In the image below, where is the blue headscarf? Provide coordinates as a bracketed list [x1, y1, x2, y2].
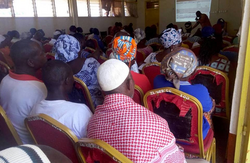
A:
[160, 28, 182, 49]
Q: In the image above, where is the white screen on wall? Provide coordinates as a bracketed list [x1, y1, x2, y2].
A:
[176, 0, 211, 22]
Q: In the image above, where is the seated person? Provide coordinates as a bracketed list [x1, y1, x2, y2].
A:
[112, 36, 152, 94]
[0, 145, 72, 163]
[0, 40, 47, 144]
[48, 30, 62, 45]
[0, 35, 14, 68]
[154, 47, 214, 139]
[87, 59, 186, 162]
[141, 28, 182, 69]
[53, 34, 103, 107]
[30, 60, 92, 138]
[30, 31, 43, 48]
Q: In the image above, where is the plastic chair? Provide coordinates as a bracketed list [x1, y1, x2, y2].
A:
[77, 138, 133, 163]
[143, 87, 216, 162]
[222, 45, 239, 53]
[191, 45, 200, 57]
[25, 114, 83, 163]
[68, 77, 95, 113]
[103, 35, 113, 45]
[106, 48, 113, 58]
[97, 56, 108, 64]
[189, 66, 229, 119]
[142, 62, 161, 87]
[182, 40, 194, 49]
[136, 49, 146, 66]
[133, 85, 144, 106]
[0, 106, 22, 150]
[46, 53, 55, 61]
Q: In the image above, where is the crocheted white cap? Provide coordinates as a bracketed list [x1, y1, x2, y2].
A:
[97, 59, 129, 91]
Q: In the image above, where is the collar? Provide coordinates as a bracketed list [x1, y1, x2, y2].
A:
[179, 81, 191, 85]
[9, 70, 43, 83]
[102, 93, 134, 106]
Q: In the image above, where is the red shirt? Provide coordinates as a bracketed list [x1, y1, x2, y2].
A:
[87, 94, 186, 163]
[131, 71, 152, 94]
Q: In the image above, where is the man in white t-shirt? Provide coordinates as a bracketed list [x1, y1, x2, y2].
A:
[30, 60, 92, 138]
[0, 40, 48, 144]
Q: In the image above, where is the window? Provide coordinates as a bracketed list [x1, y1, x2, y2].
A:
[55, 0, 69, 17]
[176, 0, 212, 22]
[89, 0, 101, 17]
[0, 8, 11, 17]
[13, 0, 34, 17]
[36, 0, 53, 17]
[77, 0, 88, 17]
[124, 2, 130, 17]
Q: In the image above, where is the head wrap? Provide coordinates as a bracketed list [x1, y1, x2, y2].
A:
[112, 36, 137, 63]
[202, 26, 215, 38]
[134, 28, 146, 43]
[53, 34, 80, 63]
[53, 31, 62, 36]
[160, 28, 182, 49]
[185, 21, 192, 30]
[97, 59, 130, 91]
[161, 47, 198, 89]
[0, 35, 6, 44]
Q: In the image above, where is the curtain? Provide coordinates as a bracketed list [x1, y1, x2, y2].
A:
[125, 0, 137, 17]
[0, 0, 11, 8]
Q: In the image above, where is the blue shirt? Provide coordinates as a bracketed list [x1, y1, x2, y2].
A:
[154, 75, 213, 139]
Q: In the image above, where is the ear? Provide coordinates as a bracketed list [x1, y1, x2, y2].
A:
[27, 58, 35, 67]
[65, 76, 70, 85]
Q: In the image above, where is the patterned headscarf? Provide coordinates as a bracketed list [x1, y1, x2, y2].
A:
[161, 47, 198, 89]
[134, 28, 145, 43]
[53, 34, 80, 63]
[160, 28, 182, 49]
[112, 36, 137, 63]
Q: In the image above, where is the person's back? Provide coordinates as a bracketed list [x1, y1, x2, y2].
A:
[30, 60, 92, 138]
[88, 59, 186, 163]
[0, 40, 47, 144]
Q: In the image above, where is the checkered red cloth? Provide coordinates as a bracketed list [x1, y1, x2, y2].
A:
[87, 94, 186, 163]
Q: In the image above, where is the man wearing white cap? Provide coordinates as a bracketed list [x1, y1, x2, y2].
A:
[87, 59, 186, 163]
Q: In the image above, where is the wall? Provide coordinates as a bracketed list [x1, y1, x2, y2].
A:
[0, 16, 137, 37]
[137, 0, 242, 36]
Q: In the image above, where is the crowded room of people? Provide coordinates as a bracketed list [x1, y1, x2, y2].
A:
[0, 0, 249, 162]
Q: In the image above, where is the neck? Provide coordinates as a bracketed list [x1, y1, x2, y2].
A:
[14, 67, 37, 76]
[46, 89, 69, 101]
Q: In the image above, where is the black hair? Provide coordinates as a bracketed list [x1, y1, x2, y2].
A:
[73, 33, 84, 43]
[42, 60, 72, 90]
[10, 39, 41, 67]
[11, 30, 20, 38]
[199, 38, 220, 65]
[89, 28, 94, 34]
[69, 25, 77, 32]
[166, 23, 174, 29]
[145, 26, 153, 40]
[93, 28, 99, 35]
[76, 27, 83, 33]
[30, 28, 37, 35]
[37, 29, 45, 37]
[85, 39, 96, 49]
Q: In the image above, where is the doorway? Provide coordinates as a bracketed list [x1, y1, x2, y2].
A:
[145, 0, 159, 34]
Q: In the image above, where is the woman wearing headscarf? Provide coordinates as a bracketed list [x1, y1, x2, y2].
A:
[153, 47, 214, 139]
[142, 28, 182, 67]
[112, 36, 152, 94]
[53, 34, 103, 107]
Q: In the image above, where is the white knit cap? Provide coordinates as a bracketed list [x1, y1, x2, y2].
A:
[97, 59, 130, 91]
[0, 35, 6, 44]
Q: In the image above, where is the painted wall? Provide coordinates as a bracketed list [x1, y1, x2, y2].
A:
[137, 0, 242, 36]
[0, 16, 137, 37]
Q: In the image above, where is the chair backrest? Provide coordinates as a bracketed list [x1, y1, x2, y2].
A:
[89, 38, 99, 49]
[0, 106, 22, 150]
[189, 66, 229, 118]
[25, 114, 83, 163]
[97, 56, 108, 64]
[43, 43, 53, 53]
[77, 138, 133, 163]
[222, 36, 233, 43]
[143, 87, 205, 158]
[104, 35, 113, 45]
[142, 62, 161, 86]
[133, 85, 144, 106]
[191, 45, 200, 57]
[84, 47, 95, 54]
[0, 60, 10, 82]
[106, 48, 113, 58]
[182, 40, 193, 49]
[222, 45, 239, 53]
[136, 49, 146, 66]
[68, 76, 95, 113]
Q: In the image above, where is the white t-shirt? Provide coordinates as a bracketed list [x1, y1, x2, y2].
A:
[0, 73, 47, 144]
[30, 100, 93, 138]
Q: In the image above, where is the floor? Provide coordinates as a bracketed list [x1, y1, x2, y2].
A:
[213, 116, 230, 163]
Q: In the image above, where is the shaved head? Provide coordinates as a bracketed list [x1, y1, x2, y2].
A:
[42, 60, 73, 92]
[10, 39, 46, 70]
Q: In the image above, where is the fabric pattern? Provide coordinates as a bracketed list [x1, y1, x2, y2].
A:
[161, 48, 198, 89]
[87, 93, 186, 163]
[112, 36, 137, 63]
[75, 57, 103, 107]
[160, 28, 182, 49]
[0, 145, 50, 163]
[207, 58, 230, 74]
[53, 34, 80, 63]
